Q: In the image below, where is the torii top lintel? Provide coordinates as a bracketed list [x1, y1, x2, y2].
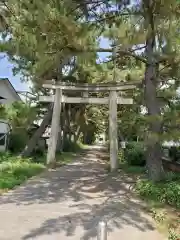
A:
[43, 80, 138, 92]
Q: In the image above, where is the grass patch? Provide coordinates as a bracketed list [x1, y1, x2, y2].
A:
[135, 177, 180, 209]
[118, 145, 180, 239]
[77, 142, 90, 150]
[0, 158, 45, 191]
[0, 150, 78, 192]
[62, 140, 88, 153]
[119, 163, 145, 174]
[135, 175, 180, 240]
[143, 200, 180, 240]
[56, 152, 77, 164]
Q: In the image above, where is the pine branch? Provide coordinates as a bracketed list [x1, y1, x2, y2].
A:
[89, 10, 142, 24]
[1, 0, 15, 17]
[45, 47, 147, 63]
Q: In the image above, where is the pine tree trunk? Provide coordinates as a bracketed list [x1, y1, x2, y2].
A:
[83, 130, 87, 144]
[144, 63, 164, 181]
[21, 104, 53, 158]
[67, 104, 72, 141]
[59, 104, 65, 151]
[56, 129, 62, 152]
[74, 125, 81, 143]
[62, 105, 68, 145]
[144, 0, 164, 182]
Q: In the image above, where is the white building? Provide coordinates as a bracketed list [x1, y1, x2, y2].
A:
[0, 78, 21, 151]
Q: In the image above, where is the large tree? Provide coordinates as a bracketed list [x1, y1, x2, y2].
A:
[97, 0, 180, 181]
[1, 0, 180, 180]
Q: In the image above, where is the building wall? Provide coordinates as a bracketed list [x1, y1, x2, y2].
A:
[0, 80, 20, 152]
[0, 120, 10, 151]
[0, 121, 9, 133]
[0, 81, 19, 104]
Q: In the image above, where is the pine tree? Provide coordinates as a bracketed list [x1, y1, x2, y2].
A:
[1, 0, 180, 180]
[0, 0, 98, 85]
[90, 0, 180, 181]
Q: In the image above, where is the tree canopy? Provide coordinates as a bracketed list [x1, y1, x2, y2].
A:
[1, 0, 180, 181]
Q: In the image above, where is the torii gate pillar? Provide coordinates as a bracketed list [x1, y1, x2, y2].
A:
[109, 90, 118, 171]
[47, 88, 62, 166]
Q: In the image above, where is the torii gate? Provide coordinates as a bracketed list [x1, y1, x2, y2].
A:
[40, 81, 135, 171]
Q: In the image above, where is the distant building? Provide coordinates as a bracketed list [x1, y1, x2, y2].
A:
[0, 78, 21, 151]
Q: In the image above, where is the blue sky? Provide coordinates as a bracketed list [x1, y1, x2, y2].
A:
[0, 53, 28, 91]
[0, 38, 110, 92]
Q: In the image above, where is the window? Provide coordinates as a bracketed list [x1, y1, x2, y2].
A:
[0, 133, 6, 146]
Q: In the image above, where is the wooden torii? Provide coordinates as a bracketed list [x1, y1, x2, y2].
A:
[40, 81, 135, 171]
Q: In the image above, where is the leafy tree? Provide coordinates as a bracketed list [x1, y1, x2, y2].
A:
[1, 0, 180, 181]
[95, 0, 180, 181]
[0, 102, 37, 152]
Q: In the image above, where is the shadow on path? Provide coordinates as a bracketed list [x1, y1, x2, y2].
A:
[0, 147, 163, 240]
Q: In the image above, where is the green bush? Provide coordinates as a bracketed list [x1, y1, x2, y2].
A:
[118, 149, 125, 163]
[168, 146, 180, 162]
[8, 130, 28, 153]
[135, 176, 180, 208]
[168, 229, 179, 240]
[124, 142, 146, 166]
[62, 139, 82, 152]
[120, 165, 145, 174]
[0, 151, 11, 163]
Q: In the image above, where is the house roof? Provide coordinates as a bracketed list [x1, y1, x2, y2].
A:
[0, 78, 21, 101]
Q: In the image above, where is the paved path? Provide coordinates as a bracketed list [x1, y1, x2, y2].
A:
[0, 147, 164, 240]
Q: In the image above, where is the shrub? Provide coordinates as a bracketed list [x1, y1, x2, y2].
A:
[169, 146, 180, 162]
[124, 142, 146, 166]
[8, 130, 28, 153]
[120, 165, 145, 174]
[0, 151, 11, 163]
[62, 139, 82, 152]
[168, 229, 179, 240]
[135, 176, 180, 209]
[118, 149, 125, 163]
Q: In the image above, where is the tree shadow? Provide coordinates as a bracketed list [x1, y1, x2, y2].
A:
[0, 148, 158, 239]
[22, 199, 155, 240]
